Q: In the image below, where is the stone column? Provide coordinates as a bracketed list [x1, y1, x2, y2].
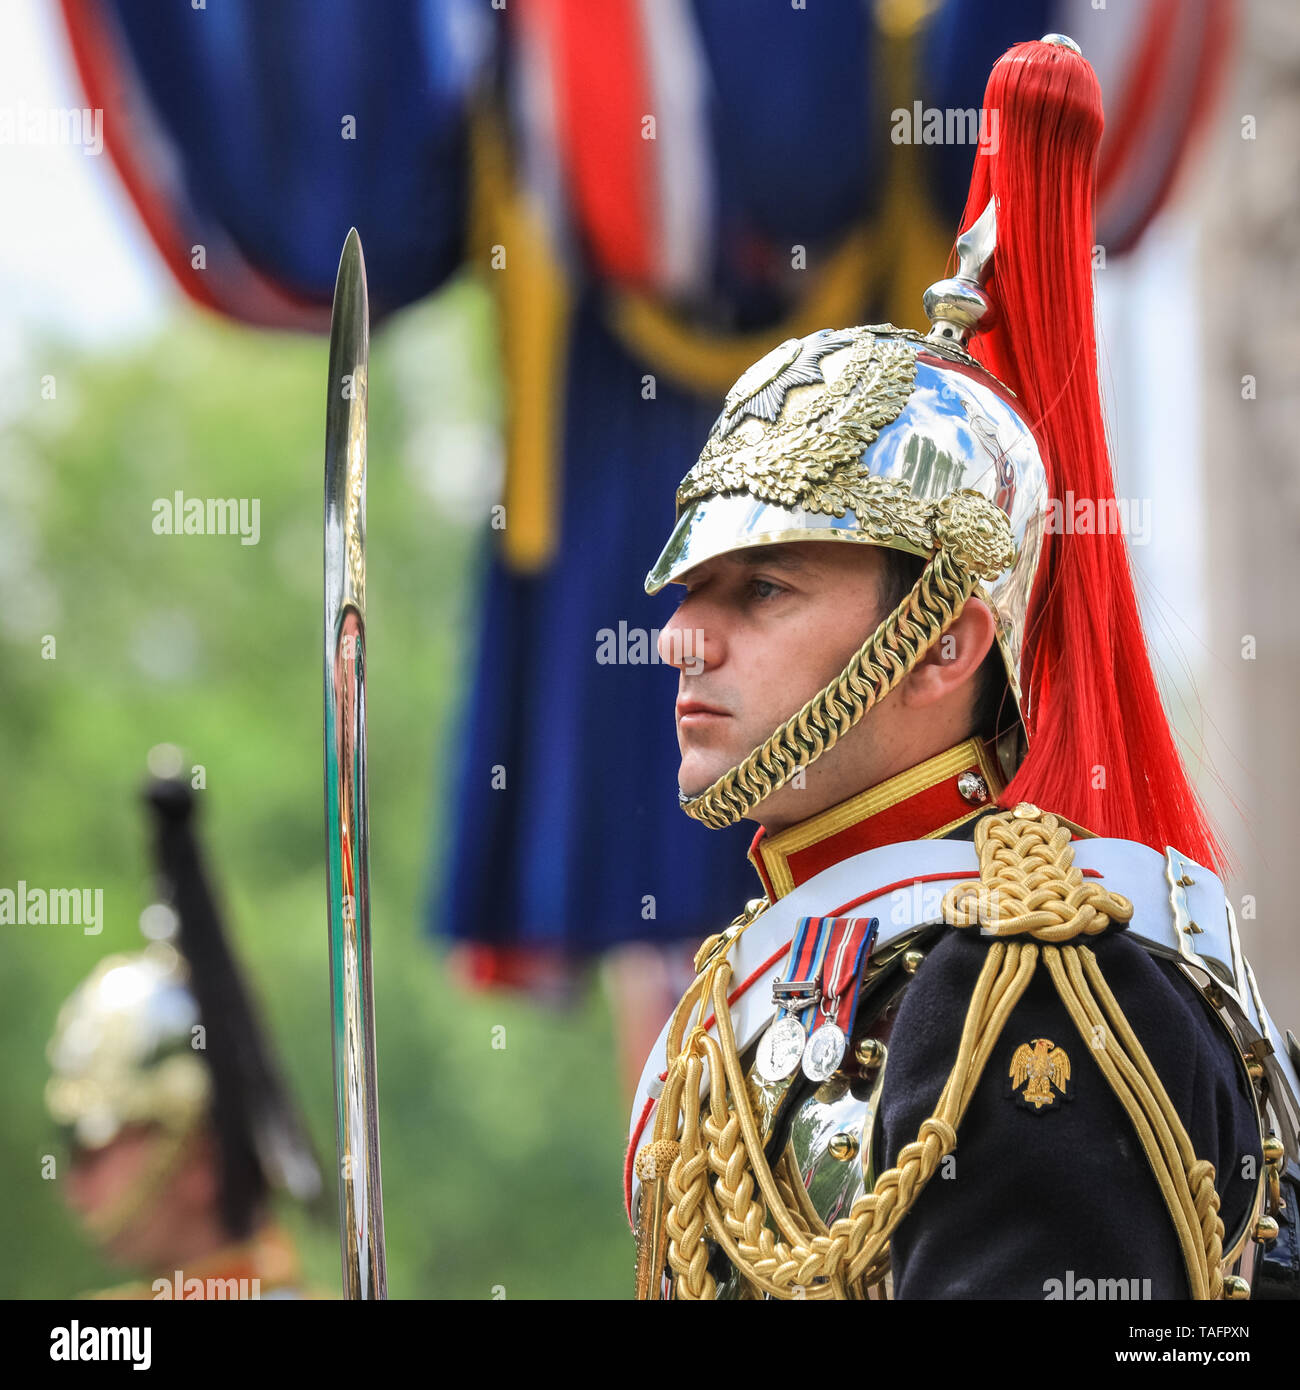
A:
[1199, 0, 1300, 1029]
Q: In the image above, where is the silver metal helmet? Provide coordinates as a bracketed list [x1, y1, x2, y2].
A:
[645, 203, 1049, 827]
[45, 942, 210, 1150]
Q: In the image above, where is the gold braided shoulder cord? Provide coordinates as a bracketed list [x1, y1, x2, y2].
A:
[639, 805, 1228, 1300]
[681, 490, 1015, 829]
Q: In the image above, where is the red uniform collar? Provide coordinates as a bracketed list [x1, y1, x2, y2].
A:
[746, 737, 1005, 902]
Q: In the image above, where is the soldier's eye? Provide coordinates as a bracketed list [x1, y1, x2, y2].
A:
[748, 577, 784, 601]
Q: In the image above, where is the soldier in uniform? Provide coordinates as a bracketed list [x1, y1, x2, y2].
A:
[46, 758, 321, 1299]
[628, 37, 1300, 1301]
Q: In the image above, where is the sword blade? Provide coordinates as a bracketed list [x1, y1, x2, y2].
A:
[322, 227, 387, 1299]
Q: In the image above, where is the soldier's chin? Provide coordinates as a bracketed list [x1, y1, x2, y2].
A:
[677, 751, 732, 801]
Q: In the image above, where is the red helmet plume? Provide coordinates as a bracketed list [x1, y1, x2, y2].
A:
[960, 38, 1224, 872]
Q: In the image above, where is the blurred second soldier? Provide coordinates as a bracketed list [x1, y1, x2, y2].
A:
[46, 758, 321, 1299]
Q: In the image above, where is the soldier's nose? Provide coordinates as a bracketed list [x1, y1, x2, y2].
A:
[658, 614, 714, 674]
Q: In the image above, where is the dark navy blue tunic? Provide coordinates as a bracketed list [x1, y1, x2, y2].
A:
[879, 917, 1263, 1299]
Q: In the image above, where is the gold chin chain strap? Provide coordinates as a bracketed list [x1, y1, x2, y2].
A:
[679, 491, 1014, 830]
[638, 805, 1226, 1300]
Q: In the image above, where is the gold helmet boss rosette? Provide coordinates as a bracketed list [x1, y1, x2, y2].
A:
[646, 288, 1047, 828]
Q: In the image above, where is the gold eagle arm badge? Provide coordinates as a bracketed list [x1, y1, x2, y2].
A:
[1009, 1038, 1071, 1111]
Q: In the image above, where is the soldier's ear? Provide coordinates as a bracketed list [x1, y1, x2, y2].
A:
[899, 598, 996, 709]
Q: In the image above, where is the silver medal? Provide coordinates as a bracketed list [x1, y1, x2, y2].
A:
[755, 1014, 807, 1083]
[801, 1021, 847, 1082]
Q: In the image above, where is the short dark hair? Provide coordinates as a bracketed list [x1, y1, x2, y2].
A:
[875, 548, 1010, 741]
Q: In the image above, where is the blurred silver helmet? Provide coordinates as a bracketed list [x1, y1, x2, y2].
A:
[45, 942, 209, 1150]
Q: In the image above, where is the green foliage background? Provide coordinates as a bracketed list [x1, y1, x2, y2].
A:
[0, 281, 633, 1298]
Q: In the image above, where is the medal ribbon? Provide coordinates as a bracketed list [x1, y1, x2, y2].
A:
[781, 915, 836, 1032]
[814, 915, 879, 1033]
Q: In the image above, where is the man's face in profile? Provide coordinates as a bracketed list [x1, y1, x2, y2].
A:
[657, 541, 895, 816]
[65, 1123, 218, 1269]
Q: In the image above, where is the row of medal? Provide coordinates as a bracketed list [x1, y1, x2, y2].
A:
[754, 915, 877, 1086]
